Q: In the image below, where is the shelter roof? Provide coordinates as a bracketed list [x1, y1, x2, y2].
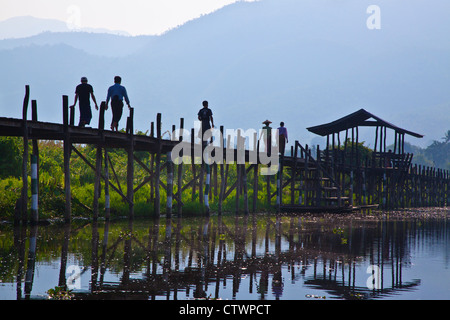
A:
[306, 109, 423, 138]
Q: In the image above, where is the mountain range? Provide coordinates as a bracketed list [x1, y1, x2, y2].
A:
[1, 0, 449, 149]
[0, 15, 131, 39]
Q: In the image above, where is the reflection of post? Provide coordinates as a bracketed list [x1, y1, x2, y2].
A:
[99, 220, 110, 287]
[122, 220, 133, 289]
[147, 217, 160, 299]
[163, 218, 172, 287]
[91, 221, 99, 292]
[232, 217, 242, 298]
[15, 226, 27, 299]
[24, 225, 38, 299]
[58, 223, 71, 289]
[275, 216, 281, 257]
[216, 215, 225, 299]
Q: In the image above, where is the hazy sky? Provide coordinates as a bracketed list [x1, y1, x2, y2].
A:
[1, 0, 257, 35]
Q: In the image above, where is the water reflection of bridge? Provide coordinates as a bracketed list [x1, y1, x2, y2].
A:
[50, 215, 430, 300]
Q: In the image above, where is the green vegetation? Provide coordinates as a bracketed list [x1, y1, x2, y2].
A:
[0, 137, 276, 221]
[0, 129, 448, 221]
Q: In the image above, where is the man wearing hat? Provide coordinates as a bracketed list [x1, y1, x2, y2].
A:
[70, 77, 98, 127]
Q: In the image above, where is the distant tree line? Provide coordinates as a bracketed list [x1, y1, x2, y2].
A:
[400, 130, 450, 170]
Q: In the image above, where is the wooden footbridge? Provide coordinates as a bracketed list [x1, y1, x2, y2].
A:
[2, 86, 449, 224]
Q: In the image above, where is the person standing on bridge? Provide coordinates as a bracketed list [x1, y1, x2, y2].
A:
[198, 100, 214, 145]
[276, 121, 288, 156]
[70, 77, 98, 127]
[106, 76, 131, 132]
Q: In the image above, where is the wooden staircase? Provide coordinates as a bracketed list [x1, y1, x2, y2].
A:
[279, 141, 353, 213]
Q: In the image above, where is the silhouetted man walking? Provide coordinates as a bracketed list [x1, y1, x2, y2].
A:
[106, 76, 131, 131]
[70, 77, 98, 127]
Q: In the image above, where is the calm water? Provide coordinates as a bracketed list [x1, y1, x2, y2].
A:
[0, 212, 449, 300]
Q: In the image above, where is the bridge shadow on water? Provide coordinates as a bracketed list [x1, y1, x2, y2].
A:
[2, 211, 450, 300]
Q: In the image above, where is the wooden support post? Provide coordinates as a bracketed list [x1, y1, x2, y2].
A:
[242, 138, 249, 215]
[148, 122, 155, 201]
[356, 126, 359, 167]
[351, 127, 355, 168]
[276, 156, 282, 213]
[374, 126, 379, 158]
[30, 154, 38, 224]
[199, 157, 204, 205]
[69, 104, 75, 126]
[379, 126, 384, 154]
[266, 168, 271, 208]
[31, 100, 39, 168]
[93, 145, 102, 220]
[235, 162, 241, 215]
[350, 170, 354, 207]
[92, 103, 105, 220]
[213, 163, 218, 199]
[384, 127, 387, 153]
[446, 170, 450, 206]
[235, 130, 242, 215]
[166, 151, 173, 218]
[383, 171, 387, 208]
[293, 141, 299, 205]
[31, 99, 40, 225]
[204, 157, 210, 216]
[154, 113, 162, 216]
[250, 164, 258, 214]
[218, 126, 226, 215]
[191, 128, 196, 202]
[304, 144, 309, 206]
[316, 145, 321, 207]
[94, 102, 106, 220]
[19, 85, 30, 224]
[290, 146, 294, 205]
[98, 102, 105, 131]
[63, 95, 71, 223]
[127, 107, 134, 219]
[177, 118, 184, 216]
[362, 168, 367, 205]
[243, 163, 249, 215]
[326, 134, 330, 164]
[394, 131, 398, 154]
[104, 149, 110, 220]
[252, 131, 258, 213]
